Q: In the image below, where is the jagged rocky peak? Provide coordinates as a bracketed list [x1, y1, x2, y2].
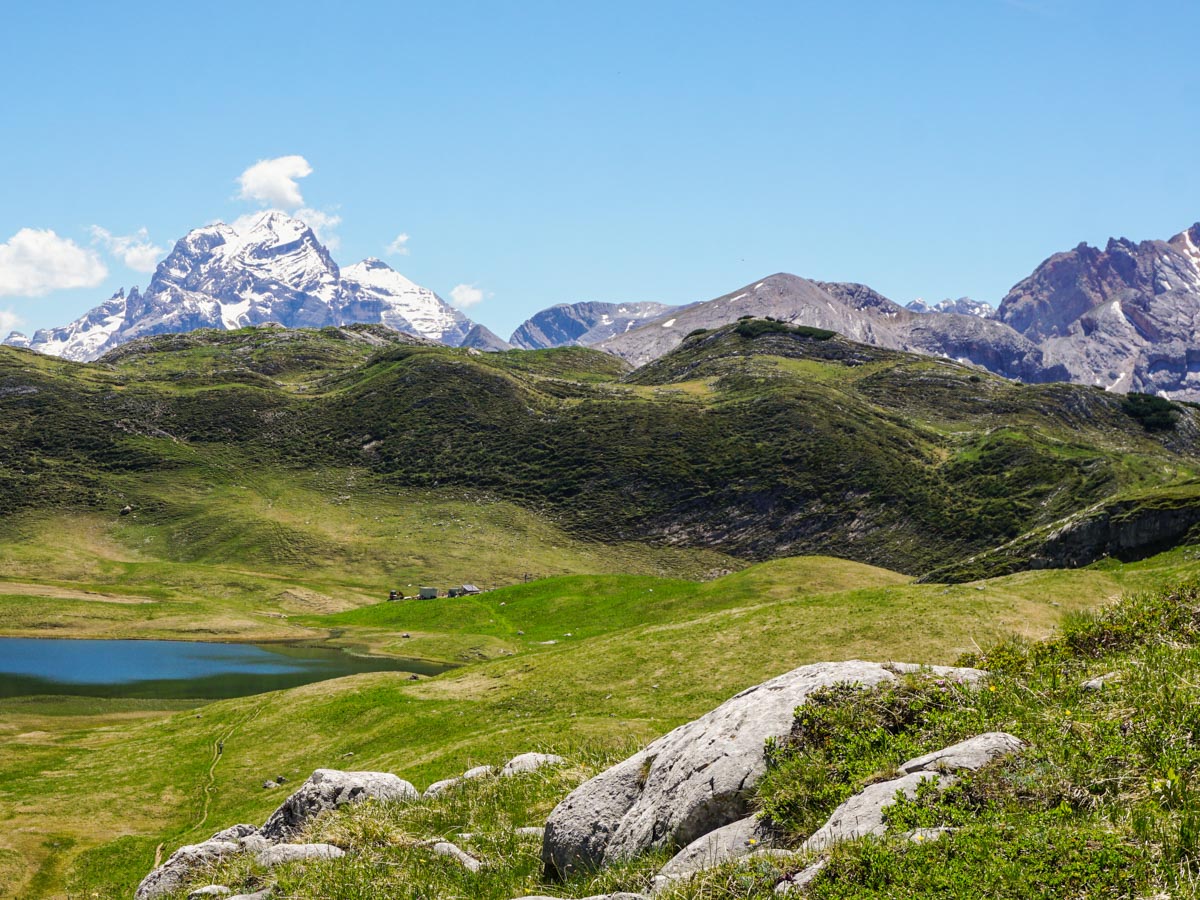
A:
[509, 300, 678, 350]
[996, 221, 1200, 397]
[906, 297, 996, 318]
[2, 331, 31, 349]
[2, 212, 477, 362]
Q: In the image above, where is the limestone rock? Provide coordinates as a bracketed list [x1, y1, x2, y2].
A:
[803, 731, 1022, 852]
[260, 769, 417, 840]
[501, 752, 566, 776]
[135, 839, 242, 900]
[424, 764, 495, 797]
[542, 660, 983, 876]
[898, 732, 1025, 775]
[652, 815, 774, 892]
[1082, 672, 1118, 692]
[775, 858, 826, 894]
[432, 840, 483, 872]
[257, 842, 345, 867]
[188, 887, 232, 899]
[802, 771, 946, 851]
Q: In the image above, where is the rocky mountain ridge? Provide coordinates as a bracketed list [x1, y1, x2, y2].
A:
[509, 301, 680, 350]
[3, 211, 475, 361]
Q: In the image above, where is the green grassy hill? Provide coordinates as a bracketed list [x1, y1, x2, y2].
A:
[3, 321, 1199, 586]
[4, 550, 1200, 898]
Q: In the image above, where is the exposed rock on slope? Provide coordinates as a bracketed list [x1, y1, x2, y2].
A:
[510, 301, 678, 350]
[541, 660, 984, 877]
[597, 274, 1059, 382]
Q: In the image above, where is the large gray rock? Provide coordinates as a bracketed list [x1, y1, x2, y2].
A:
[256, 842, 345, 867]
[260, 769, 417, 840]
[542, 660, 983, 876]
[135, 839, 242, 900]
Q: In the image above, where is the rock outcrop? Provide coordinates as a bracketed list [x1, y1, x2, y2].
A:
[260, 769, 417, 841]
[542, 661, 984, 877]
[135, 828, 253, 900]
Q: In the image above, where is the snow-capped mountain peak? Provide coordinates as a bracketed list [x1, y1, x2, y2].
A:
[4, 214, 475, 361]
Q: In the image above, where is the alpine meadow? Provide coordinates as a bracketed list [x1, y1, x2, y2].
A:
[3, 3, 1200, 899]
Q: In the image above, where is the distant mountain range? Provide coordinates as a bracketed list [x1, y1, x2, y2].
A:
[6, 216, 1199, 398]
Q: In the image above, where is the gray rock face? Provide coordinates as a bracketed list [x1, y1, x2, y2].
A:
[501, 752, 566, 776]
[596, 274, 1060, 385]
[801, 770, 948, 851]
[898, 732, 1025, 775]
[998, 224, 1200, 398]
[256, 842, 345, 867]
[460, 323, 513, 352]
[509, 301, 678, 350]
[134, 838, 243, 900]
[802, 731, 1022, 852]
[652, 815, 774, 892]
[187, 887, 232, 899]
[260, 769, 418, 841]
[542, 661, 984, 876]
[774, 858, 826, 895]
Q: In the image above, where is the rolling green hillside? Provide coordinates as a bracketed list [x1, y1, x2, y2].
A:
[2, 550, 1199, 898]
[2, 321, 1199, 586]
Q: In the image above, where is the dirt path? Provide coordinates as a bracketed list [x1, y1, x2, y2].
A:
[191, 701, 267, 836]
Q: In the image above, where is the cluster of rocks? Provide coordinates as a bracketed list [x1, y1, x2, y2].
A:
[537, 660, 1022, 898]
[139, 660, 1028, 900]
[138, 753, 566, 900]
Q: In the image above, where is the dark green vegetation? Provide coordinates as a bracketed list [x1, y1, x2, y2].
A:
[143, 578, 1200, 900]
[1122, 391, 1182, 431]
[3, 320, 1199, 579]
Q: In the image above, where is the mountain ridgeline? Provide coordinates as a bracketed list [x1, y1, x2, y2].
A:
[7, 215, 1200, 399]
[3, 320, 1198, 579]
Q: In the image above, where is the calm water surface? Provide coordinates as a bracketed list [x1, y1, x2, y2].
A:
[0, 637, 445, 699]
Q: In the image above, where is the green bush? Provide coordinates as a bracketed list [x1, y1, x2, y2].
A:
[1122, 392, 1179, 431]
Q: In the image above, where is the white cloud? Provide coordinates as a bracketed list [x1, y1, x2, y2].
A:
[0, 308, 22, 335]
[387, 233, 411, 256]
[237, 155, 313, 209]
[449, 283, 486, 309]
[89, 226, 165, 273]
[0, 228, 108, 297]
[295, 207, 342, 250]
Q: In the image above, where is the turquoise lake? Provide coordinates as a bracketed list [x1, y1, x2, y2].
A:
[0, 636, 445, 699]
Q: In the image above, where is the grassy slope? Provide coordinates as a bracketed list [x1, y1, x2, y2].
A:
[4, 323, 1200, 580]
[182, 578, 1200, 900]
[3, 551, 1199, 898]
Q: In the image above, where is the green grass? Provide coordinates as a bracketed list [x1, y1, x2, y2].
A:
[2, 548, 1198, 898]
[134, 576, 1200, 900]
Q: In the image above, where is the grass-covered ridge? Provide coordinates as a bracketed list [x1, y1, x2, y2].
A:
[137, 577, 1200, 899]
[3, 321, 1200, 578]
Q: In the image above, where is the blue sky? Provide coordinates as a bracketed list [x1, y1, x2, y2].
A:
[1, 0, 1197, 339]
